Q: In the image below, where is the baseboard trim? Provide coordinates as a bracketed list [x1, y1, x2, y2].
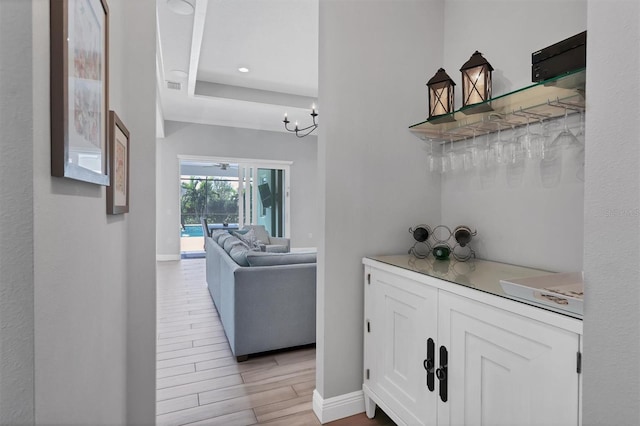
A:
[156, 254, 181, 261]
[312, 389, 365, 424]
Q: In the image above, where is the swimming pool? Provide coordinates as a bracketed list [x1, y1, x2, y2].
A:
[181, 224, 204, 237]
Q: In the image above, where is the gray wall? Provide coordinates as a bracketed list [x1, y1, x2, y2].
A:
[0, 0, 156, 424]
[440, 0, 587, 272]
[156, 121, 318, 257]
[317, 0, 444, 399]
[583, 1, 640, 424]
[122, 1, 157, 423]
[0, 1, 34, 423]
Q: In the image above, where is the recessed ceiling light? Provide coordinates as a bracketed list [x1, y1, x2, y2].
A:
[238, 67, 250, 73]
[167, 0, 194, 15]
[168, 69, 188, 80]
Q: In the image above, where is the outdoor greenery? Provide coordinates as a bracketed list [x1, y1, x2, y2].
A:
[181, 177, 239, 224]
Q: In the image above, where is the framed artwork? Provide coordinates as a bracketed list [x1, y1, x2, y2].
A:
[50, 0, 110, 185]
[107, 111, 130, 214]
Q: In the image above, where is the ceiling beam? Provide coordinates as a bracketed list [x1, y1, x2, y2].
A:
[187, 0, 209, 97]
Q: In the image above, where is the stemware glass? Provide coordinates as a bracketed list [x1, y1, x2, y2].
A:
[463, 130, 480, 172]
[574, 110, 586, 181]
[552, 108, 581, 150]
[518, 118, 545, 160]
[427, 140, 442, 173]
[490, 123, 510, 164]
[447, 139, 462, 173]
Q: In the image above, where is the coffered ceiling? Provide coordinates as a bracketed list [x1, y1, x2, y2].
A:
[156, 0, 319, 137]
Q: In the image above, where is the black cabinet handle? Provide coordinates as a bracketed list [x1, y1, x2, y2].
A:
[437, 345, 448, 403]
[424, 338, 435, 391]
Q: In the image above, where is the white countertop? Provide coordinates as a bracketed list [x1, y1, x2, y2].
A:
[366, 254, 583, 320]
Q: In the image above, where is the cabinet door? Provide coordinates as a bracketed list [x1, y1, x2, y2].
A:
[438, 291, 580, 426]
[369, 269, 439, 425]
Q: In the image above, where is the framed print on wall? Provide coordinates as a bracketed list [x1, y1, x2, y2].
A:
[107, 111, 130, 214]
[50, 0, 110, 185]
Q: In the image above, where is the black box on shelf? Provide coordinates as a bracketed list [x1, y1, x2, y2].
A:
[532, 31, 586, 82]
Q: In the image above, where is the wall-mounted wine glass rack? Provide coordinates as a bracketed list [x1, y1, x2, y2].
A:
[409, 68, 586, 143]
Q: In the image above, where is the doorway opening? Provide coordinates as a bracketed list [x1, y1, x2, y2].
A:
[178, 156, 291, 257]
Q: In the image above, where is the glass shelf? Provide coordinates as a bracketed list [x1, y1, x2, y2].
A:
[409, 68, 586, 143]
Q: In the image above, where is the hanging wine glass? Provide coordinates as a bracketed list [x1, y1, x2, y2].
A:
[427, 140, 442, 173]
[463, 130, 479, 172]
[491, 122, 509, 164]
[553, 108, 581, 150]
[574, 110, 586, 181]
[518, 117, 545, 160]
[441, 140, 452, 174]
[447, 138, 462, 173]
[539, 114, 566, 188]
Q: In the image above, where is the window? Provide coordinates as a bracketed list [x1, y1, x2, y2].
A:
[178, 158, 291, 253]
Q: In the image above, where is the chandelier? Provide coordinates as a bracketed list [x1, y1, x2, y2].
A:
[283, 105, 318, 138]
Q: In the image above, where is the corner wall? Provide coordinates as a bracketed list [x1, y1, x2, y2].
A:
[122, 1, 157, 423]
[583, 1, 640, 424]
[316, 0, 444, 409]
[156, 121, 318, 258]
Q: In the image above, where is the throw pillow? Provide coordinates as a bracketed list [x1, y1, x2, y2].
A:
[211, 229, 228, 242]
[235, 229, 262, 251]
[217, 233, 233, 247]
[245, 226, 271, 244]
[223, 236, 246, 253]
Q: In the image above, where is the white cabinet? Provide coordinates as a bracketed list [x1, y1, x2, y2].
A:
[364, 268, 438, 425]
[363, 260, 582, 426]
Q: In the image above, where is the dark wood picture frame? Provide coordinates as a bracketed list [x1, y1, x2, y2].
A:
[50, 0, 110, 185]
[107, 111, 130, 214]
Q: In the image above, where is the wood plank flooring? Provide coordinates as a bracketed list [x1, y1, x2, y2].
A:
[156, 259, 394, 426]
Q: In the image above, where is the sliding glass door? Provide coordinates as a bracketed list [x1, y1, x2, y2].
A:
[238, 164, 289, 238]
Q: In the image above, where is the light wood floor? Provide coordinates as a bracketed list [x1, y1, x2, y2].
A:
[156, 259, 394, 425]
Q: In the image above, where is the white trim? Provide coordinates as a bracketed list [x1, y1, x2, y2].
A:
[187, 0, 208, 97]
[312, 389, 365, 424]
[177, 154, 293, 167]
[156, 254, 181, 262]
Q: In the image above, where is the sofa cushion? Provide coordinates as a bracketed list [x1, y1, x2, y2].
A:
[223, 236, 247, 254]
[211, 229, 228, 242]
[265, 245, 289, 253]
[246, 251, 317, 267]
[217, 233, 234, 247]
[229, 245, 251, 267]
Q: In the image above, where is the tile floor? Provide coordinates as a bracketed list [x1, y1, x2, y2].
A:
[156, 258, 393, 426]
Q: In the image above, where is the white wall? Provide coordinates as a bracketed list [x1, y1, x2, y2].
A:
[583, 1, 640, 424]
[440, 0, 587, 272]
[156, 121, 318, 257]
[0, 0, 157, 424]
[317, 0, 444, 404]
[0, 1, 35, 423]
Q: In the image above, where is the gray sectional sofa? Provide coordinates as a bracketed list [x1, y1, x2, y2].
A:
[204, 228, 316, 360]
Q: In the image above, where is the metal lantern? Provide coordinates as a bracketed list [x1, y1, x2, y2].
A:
[460, 51, 493, 109]
[427, 68, 456, 120]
